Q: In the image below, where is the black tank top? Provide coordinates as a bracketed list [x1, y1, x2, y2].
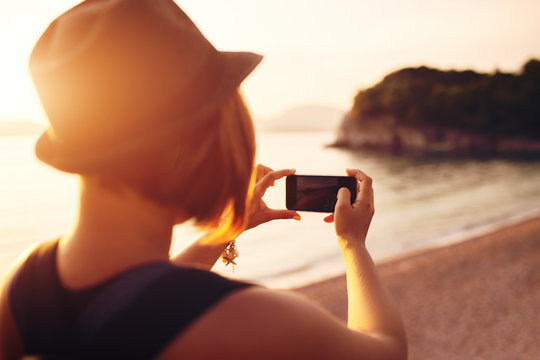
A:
[9, 240, 252, 359]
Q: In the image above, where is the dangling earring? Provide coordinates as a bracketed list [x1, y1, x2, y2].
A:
[221, 240, 239, 270]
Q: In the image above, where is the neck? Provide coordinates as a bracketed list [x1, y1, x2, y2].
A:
[58, 176, 177, 288]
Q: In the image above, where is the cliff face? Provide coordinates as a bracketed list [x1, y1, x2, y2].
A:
[334, 112, 540, 155]
[338, 59, 540, 155]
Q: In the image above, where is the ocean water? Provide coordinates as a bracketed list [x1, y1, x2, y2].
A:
[1, 132, 540, 288]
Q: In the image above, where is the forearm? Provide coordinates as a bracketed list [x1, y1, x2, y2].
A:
[170, 239, 228, 270]
[342, 243, 406, 350]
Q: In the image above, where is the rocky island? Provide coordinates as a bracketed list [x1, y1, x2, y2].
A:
[334, 59, 540, 156]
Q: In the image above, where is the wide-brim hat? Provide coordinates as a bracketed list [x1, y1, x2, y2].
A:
[31, 0, 262, 174]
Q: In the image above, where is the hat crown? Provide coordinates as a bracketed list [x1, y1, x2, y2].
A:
[32, 0, 211, 70]
[31, 0, 214, 142]
[31, 0, 262, 173]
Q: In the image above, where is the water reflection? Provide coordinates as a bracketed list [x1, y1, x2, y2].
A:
[2, 133, 539, 288]
[250, 132, 540, 286]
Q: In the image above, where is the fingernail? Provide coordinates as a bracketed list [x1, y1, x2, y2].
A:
[293, 215, 301, 221]
[291, 168, 296, 173]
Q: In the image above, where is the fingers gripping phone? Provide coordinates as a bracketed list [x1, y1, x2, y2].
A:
[286, 175, 357, 213]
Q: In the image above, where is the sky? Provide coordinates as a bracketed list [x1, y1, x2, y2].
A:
[1, 0, 539, 123]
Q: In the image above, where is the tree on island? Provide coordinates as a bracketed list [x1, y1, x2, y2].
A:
[351, 58, 540, 140]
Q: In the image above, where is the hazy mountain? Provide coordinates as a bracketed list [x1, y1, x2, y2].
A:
[0, 120, 45, 136]
[0, 105, 346, 136]
[256, 105, 345, 132]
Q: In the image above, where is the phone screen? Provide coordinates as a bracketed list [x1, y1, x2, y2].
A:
[286, 175, 357, 213]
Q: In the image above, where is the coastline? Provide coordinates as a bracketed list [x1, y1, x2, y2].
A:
[3, 133, 540, 292]
[294, 215, 540, 359]
[259, 206, 540, 289]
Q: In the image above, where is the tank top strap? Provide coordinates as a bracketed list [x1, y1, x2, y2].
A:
[10, 239, 253, 359]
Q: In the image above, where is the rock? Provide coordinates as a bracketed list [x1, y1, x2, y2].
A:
[333, 112, 540, 156]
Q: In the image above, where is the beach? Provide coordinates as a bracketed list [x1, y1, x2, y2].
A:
[295, 216, 540, 360]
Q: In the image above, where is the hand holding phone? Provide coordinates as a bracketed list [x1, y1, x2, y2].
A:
[332, 169, 374, 246]
[246, 165, 300, 230]
[286, 175, 357, 213]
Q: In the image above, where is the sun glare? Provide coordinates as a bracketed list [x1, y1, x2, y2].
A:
[1, 13, 43, 123]
[1, 0, 540, 121]
[0, 1, 81, 123]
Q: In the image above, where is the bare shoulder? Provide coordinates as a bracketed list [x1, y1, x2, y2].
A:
[158, 286, 402, 360]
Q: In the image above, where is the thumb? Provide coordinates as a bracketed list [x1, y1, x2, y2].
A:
[266, 209, 300, 221]
[335, 187, 352, 210]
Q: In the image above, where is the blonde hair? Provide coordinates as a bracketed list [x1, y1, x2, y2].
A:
[98, 91, 256, 243]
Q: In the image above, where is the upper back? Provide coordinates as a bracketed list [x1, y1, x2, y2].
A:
[156, 285, 404, 360]
[5, 240, 252, 359]
[3, 241, 404, 360]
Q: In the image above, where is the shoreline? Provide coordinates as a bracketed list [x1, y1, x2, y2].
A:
[294, 215, 540, 359]
[376, 205, 540, 265]
[261, 205, 540, 289]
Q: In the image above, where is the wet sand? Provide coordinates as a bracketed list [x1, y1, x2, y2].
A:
[295, 216, 540, 360]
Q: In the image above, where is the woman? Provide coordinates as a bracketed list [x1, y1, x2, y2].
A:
[0, 0, 406, 359]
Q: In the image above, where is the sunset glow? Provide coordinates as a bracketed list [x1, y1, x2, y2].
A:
[2, 4, 540, 357]
[1, 0, 540, 122]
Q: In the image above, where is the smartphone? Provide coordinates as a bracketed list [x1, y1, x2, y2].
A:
[286, 175, 357, 213]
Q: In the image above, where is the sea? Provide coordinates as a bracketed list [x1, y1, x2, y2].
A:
[1, 131, 540, 288]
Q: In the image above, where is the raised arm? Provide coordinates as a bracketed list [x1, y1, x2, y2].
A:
[334, 169, 406, 355]
[160, 169, 406, 360]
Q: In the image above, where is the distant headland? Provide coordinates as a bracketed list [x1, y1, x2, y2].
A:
[257, 105, 344, 132]
[333, 59, 540, 156]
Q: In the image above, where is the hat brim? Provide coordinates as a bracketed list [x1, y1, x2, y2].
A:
[35, 51, 263, 174]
